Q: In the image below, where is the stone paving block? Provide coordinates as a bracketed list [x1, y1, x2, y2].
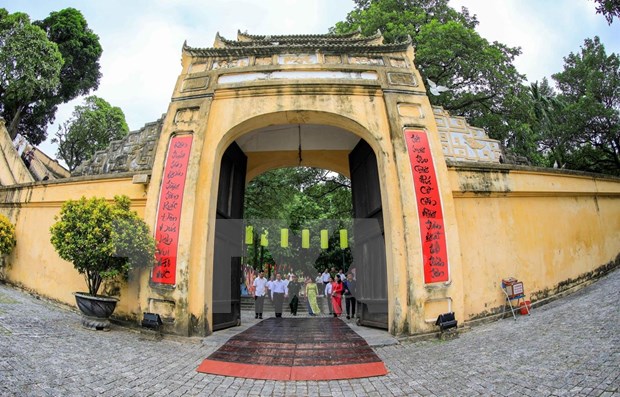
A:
[1, 269, 620, 396]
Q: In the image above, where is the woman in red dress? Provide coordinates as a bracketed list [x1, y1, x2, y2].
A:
[331, 277, 344, 317]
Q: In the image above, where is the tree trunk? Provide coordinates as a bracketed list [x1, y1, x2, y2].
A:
[7, 106, 24, 140]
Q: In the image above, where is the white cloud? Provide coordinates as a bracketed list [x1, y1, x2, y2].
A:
[451, 0, 620, 83]
[2, 0, 618, 158]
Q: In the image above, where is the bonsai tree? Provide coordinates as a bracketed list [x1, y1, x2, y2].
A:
[0, 214, 16, 257]
[50, 195, 155, 296]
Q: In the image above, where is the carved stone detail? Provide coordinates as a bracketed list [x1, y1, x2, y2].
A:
[388, 72, 417, 86]
[254, 56, 272, 66]
[398, 103, 424, 119]
[348, 56, 384, 65]
[277, 54, 318, 65]
[324, 54, 343, 64]
[72, 117, 164, 177]
[389, 58, 408, 68]
[182, 76, 210, 92]
[174, 107, 200, 124]
[212, 58, 250, 69]
[433, 106, 502, 163]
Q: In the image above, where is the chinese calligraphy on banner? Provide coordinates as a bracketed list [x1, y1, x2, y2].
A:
[151, 135, 193, 285]
[404, 129, 449, 283]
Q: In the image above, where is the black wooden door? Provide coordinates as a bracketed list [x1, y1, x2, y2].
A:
[349, 139, 388, 329]
[212, 142, 247, 331]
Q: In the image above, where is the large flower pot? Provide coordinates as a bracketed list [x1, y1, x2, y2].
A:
[74, 292, 119, 331]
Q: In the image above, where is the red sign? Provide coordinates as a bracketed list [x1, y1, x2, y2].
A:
[404, 129, 449, 283]
[151, 135, 193, 284]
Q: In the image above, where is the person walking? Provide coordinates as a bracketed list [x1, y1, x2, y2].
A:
[331, 276, 344, 317]
[321, 268, 331, 294]
[271, 273, 287, 318]
[324, 276, 334, 315]
[343, 273, 357, 320]
[252, 271, 268, 319]
[287, 275, 302, 316]
[316, 272, 324, 296]
[266, 275, 275, 300]
[305, 277, 321, 316]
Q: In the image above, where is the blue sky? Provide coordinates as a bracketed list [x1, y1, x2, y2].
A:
[1, 0, 618, 158]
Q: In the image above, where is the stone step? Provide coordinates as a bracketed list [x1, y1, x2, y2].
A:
[240, 295, 335, 314]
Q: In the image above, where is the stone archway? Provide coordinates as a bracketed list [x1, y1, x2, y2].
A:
[140, 31, 466, 337]
[210, 121, 390, 331]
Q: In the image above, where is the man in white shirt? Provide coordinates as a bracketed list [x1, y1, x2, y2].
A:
[316, 272, 324, 296]
[271, 273, 288, 318]
[324, 276, 334, 315]
[321, 268, 331, 296]
[252, 271, 268, 319]
[266, 275, 275, 300]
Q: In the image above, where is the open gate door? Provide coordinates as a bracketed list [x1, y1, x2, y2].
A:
[212, 142, 247, 331]
[349, 140, 388, 329]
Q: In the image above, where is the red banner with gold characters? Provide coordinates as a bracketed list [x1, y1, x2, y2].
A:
[151, 135, 193, 284]
[404, 129, 449, 283]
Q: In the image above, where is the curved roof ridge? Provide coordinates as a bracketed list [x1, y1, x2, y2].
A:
[182, 35, 411, 57]
[236, 28, 364, 42]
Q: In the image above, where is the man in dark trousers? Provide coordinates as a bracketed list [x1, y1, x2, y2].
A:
[271, 273, 287, 318]
[344, 273, 357, 320]
[287, 275, 302, 316]
[252, 271, 268, 319]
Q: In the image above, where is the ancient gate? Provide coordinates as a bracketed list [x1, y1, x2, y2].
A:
[141, 30, 466, 337]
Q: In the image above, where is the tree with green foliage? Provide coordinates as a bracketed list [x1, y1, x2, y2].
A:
[552, 36, 620, 175]
[0, 9, 63, 143]
[52, 95, 129, 172]
[332, 0, 525, 150]
[50, 196, 156, 296]
[525, 78, 568, 168]
[592, 0, 620, 24]
[243, 167, 353, 274]
[0, 8, 101, 145]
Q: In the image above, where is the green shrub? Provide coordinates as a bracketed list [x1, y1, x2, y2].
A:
[50, 195, 155, 296]
[0, 214, 16, 256]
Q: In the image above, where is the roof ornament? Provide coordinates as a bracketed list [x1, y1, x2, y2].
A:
[427, 79, 451, 96]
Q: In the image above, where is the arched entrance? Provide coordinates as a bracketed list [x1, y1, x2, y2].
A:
[142, 30, 465, 338]
[211, 123, 389, 331]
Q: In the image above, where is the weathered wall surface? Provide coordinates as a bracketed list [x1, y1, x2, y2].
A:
[448, 162, 620, 322]
[0, 119, 34, 186]
[0, 162, 618, 334]
[0, 175, 149, 322]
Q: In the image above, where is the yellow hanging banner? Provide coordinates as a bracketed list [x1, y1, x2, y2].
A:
[245, 225, 253, 245]
[320, 229, 329, 249]
[340, 229, 348, 249]
[301, 229, 310, 248]
[280, 228, 289, 248]
[260, 230, 268, 247]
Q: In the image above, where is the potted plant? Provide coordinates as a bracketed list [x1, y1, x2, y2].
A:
[0, 214, 16, 277]
[50, 195, 155, 330]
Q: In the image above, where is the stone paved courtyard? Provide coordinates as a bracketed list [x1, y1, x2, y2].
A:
[0, 269, 619, 396]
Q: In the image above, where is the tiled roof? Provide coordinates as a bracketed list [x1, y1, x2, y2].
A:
[236, 29, 364, 42]
[183, 34, 411, 57]
[225, 29, 383, 46]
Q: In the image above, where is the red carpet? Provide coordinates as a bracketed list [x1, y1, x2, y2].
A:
[197, 317, 388, 380]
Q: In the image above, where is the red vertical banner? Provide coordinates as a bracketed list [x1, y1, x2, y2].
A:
[404, 129, 449, 283]
[151, 135, 193, 285]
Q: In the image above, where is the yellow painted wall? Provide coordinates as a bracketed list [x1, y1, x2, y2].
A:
[0, 162, 618, 335]
[1, 35, 618, 338]
[0, 174, 150, 322]
[448, 163, 620, 321]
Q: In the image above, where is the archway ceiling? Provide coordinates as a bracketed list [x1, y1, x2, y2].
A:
[236, 124, 361, 153]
